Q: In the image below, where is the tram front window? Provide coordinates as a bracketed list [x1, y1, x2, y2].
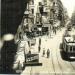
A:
[70, 46, 72, 52]
[73, 46, 75, 52]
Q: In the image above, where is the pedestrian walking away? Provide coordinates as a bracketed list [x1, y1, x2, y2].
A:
[38, 46, 41, 52]
[54, 27, 56, 34]
[28, 50, 31, 55]
[42, 49, 45, 57]
[47, 49, 50, 58]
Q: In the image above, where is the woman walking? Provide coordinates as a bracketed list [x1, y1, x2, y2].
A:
[43, 49, 45, 57]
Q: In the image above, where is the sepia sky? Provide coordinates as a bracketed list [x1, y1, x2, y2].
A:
[61, 0, 75, 18]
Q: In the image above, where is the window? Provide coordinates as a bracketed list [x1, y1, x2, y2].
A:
[70, 46, 72, 52]
[73, 46, 75, 52]
[34, 28, 37, 30]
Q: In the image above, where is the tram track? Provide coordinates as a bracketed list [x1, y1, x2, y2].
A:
[56, 50, 70, 74]
[50, 50, 57, 75]
[62, 57, 75, 74]
[45, 50, 55, 75]
[56, 49, 75, 74]
[56, 50, 63, 75]
[69, 62, 75, 70]
[21, 28, 75, 75]
[69, 62, 75, 74]
[54, 32, 75, 74]
[48, 28, 66, 75]
[30, 67, 32, 75]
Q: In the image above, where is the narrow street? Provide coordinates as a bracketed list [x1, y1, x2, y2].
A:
[1, 0, 75, 74]
[21, 28, 75, 75]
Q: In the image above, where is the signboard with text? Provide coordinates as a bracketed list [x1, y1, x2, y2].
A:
[25, 54, 39, 63]
[24, 54, 42, 66]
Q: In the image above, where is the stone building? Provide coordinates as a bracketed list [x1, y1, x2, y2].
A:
[17, 0, 66, 36]
[71, 9, 75, 26]
[21, 0, 35, 32]
[50, 0, 66, 27]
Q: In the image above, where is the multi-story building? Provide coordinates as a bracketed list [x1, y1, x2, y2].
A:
[71, 9, 75, 26]
[57, 0, 65, 26]
[50, 0, 65, 27]
[28, 0, 34, 23]
[17, 0, 66, 37]
[22, 0, 35, 32]
[42, 0, 50, 23]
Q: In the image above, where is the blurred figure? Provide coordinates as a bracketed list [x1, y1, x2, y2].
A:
[38, 38, 41, 52]
[53, 26, 56, 34]
[38, 46, 41, 52]
[1, 34, 17, 73]
[47, 49, 50, 58]
[42, 49, 45, 57]
[28, 50, 31, 55]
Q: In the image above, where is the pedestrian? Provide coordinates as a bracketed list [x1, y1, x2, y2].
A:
[38, 46, 41, 52]
[38, 38, 41, 52]
[28, 50, 31, 55]
[17, 61, 22, 71]
[53, 26, 54, 33]
[54, 27, 56, 34]
[43, 49, 45, 56]
[39, 38, 41, 46]
[47, 49, 50, 58]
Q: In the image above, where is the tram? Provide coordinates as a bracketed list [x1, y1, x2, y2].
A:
[60, 28, 75, 60]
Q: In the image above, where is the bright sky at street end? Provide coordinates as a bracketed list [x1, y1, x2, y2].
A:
[61, 0, 75, 18]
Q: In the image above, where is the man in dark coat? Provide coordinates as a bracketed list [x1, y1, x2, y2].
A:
[47, 49, 50, 58]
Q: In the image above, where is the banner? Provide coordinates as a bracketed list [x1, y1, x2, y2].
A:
[25, 54, 39, 63]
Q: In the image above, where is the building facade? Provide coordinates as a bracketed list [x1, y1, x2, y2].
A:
[17, 0, 66, 37]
